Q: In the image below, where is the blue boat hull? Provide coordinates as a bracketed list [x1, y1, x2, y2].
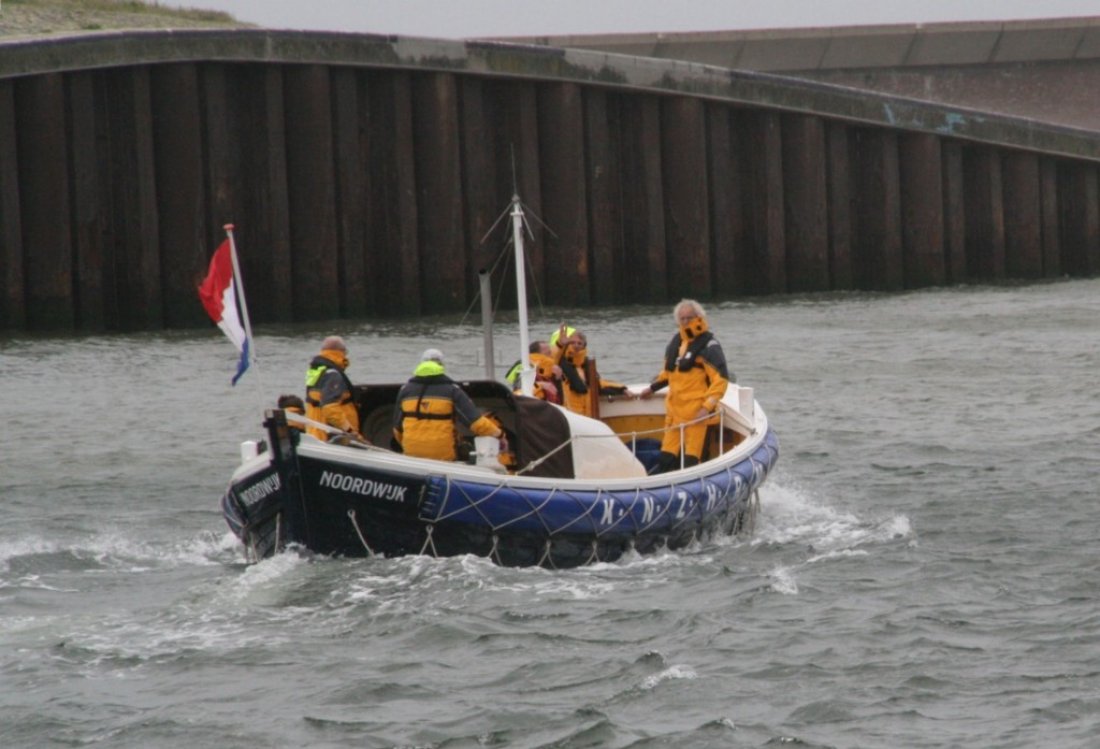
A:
[222, 411, 779, 568]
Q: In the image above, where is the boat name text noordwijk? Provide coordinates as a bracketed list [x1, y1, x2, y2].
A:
[318, 470, 407, 502]
[238, 473, 281, 505]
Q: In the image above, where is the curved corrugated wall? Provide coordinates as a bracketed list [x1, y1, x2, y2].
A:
[0, 30, 1097, 330]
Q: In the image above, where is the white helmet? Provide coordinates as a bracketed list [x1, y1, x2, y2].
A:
[420, 348, 445, 364]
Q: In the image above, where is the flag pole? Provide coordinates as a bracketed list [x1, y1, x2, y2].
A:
[223, 223, 256, 368]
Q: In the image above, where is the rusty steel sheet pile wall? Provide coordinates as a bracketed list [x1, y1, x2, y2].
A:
[1, 30, 1099, 331]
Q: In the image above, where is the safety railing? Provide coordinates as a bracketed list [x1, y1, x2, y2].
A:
[278, 399, 754, 477]
[516, 405, 739, 476]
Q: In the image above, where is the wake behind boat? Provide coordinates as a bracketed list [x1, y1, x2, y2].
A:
[218, 198, 779, 568]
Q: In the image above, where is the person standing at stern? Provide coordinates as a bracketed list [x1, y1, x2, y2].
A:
[638, 300, 731, 473]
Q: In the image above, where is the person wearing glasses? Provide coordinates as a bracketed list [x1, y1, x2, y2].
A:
[638, 300, 731, 473]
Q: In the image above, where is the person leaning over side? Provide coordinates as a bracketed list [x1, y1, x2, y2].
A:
[638, 299, 731, 473]
[505, 340, 563, 404]
[277, 393, 306, 432]
[393, 348, 507, 461]
[528, 349, 563, 404]
[304, 335, 368, 443]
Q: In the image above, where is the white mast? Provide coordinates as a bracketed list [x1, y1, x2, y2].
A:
[511, 195, 535, 396]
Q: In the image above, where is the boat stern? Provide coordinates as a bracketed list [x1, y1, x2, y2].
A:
[220, 409, 304, 561]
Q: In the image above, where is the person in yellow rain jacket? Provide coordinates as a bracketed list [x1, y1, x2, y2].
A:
[394, 348, 506, 461]
[304, 335, 367, 443]
[557, 329, 628, 417]
[639, 300, 731, 473]
[505, 341, 563, 404]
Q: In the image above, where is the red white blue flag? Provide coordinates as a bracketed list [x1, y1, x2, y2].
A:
[198, 236, 252, 385]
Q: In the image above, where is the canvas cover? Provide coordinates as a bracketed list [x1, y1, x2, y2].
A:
[513, 397, 575, 478]
[559, 408, 647, 479]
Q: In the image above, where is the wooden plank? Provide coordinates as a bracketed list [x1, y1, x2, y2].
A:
[131, 68, 162, 329]
[962, 146, 1006, 280]
[942, 140, 967, 284]
[412, 72, 466, 313]
[1081, 165, 1100, 275]
[1001, 150, 1043, 278]
[825, 121, 853, 290]
[537, 81, 589, 306]
[781, 114, 829, 292]
[283, 64, 340, 320]
[742, 110, 786, 293]
[200, 61, 271, 327]
[332, 67, 367, 318]
[1039, 157, 1061, 278]
[262, 66, 294, 322]
[66, 72, 107, 331]
[16, 73, 74, 330]
[223, 65, 271, 324]
[458, 76, 496, 308]
[458, 75, 507, 376]
[200, 64, 239, 248]
[1058, 161, 1100, 276]
[619, 94, 667, 303]
[107, 67, 162, 330]
[706, 103, 745, 298]
[0, 80, 24, 330]
[898, 132, 946, 287]
[851, 128, 903, 290]
[367, 70, 420, 315]
[150, 64, 207, 329]
[661, 96, 710, 299]
[497, 80, 545, 305]
[583, 88, 625, 303]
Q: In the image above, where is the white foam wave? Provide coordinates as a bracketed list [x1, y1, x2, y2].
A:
[339, 552, 623, 612]
[742, 478, 914, 597]
[0, 537, 63, 570]
[0, 530, 236, 574]
[218, 549, 312, 605]
[806, 548, 870, 564]
[531, 577, 616, 600]
[767, 566, 799, 595]
[641, 664, 697, 689]
[754, 478, 912, 554]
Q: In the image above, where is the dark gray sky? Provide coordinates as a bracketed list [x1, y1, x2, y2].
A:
[164, 0, 1100, 38]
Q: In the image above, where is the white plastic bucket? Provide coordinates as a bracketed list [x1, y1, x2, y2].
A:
[473, 436, 500, 466]
[240, 440, 260, 462]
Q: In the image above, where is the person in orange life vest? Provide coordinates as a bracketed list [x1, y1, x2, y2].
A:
[304, 335, 367, 443]
[505, 341, 563, 404]
[277, 394, 306, 432]
[638, 299, 731, 473]
[529, 348, 563, 404]
[557, 329, 628, 417]
[393, 348, 506, 461]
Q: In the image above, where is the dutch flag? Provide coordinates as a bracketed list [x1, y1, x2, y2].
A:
[198, 233, 253, 385]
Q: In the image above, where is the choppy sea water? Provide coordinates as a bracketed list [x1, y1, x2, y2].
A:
[2, 279, 1098, 749]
